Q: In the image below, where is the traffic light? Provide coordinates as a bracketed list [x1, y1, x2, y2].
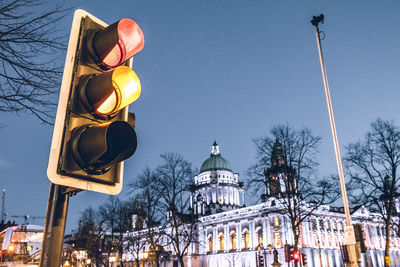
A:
[354, 224, 366, 253]
[47, 9, 144, 194]
[301, 253, 307, 266]
[291, 250, 300, 262]
[284, 244, 292, 262]
[340, 244, 350, 263]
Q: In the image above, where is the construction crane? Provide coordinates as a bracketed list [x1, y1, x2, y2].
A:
[11, 215, 45, 225]
[1, 189, 6, 222]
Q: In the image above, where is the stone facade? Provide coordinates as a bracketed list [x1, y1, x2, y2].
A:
[127, 142, 400, 267]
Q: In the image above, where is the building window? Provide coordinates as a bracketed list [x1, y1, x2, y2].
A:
[325, 220, 331, 232]
[257, 228, 263, 246]
[332, 221, 337, 232]
[219, 233, 225, 251]
[312, 219, 318, 231]
[273, 217, 281, 247]
[319, 219, 324, 231]
[231, 232, 237, 249]
[243, 229, 250, 249]
[338, 222, 343, 232]
[208, 235, 213, 252]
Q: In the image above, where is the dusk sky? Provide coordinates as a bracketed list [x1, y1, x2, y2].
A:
[1, 1, 399, 233]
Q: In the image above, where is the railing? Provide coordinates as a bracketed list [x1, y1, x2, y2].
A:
[23, 249, 41, 264]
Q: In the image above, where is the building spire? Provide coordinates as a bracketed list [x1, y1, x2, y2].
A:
[271, 139, 285, 166]
[211, 140, 220, 156]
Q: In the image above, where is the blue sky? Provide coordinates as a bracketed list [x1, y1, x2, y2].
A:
[1, 0, 399, 232]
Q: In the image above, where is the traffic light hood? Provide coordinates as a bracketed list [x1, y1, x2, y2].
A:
[88, 18, 144, 69]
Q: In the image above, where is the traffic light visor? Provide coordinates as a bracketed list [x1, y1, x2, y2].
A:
[90, 18, 144, 69]
[72, 121, 137, 174]
[81, 66, 141, 118]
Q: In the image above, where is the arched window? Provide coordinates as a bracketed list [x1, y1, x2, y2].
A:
[273, 217, 281, 247]
[231, 232, 237, 249]
[219, 233, 225, 251]
[242, 229, 250, 249]
[207, 235, 213, 252]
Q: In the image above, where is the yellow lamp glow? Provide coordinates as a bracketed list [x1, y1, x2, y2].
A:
[96, 66, 141, 115]
[8, 244, 15, 252]
[27, 245, 32, 251]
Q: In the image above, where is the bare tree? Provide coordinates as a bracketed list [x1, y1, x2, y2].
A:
[114, 200, 134, 267]
[0, 0, 69, 124]
[128, 167, 164, 266]
[100, 195, 121, 265]
[247, 123, 339, 250]
[248, 123, 321, 195]
[345, 118, 400, 266]
[124, 196, 149, 267]
[154, 152, 197, 267]
[76, 207, 108, 266]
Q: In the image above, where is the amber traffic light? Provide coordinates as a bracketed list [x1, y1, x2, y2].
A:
[47, 9, 144, 194]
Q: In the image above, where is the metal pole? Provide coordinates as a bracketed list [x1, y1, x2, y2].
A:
[39, 183, 70, 267]
[311, 14, 358, 267]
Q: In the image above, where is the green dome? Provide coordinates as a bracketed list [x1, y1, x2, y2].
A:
[200, 154, 232, 173]
[200, 141, 232, 173]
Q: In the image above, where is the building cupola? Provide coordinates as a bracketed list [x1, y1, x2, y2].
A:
[190, 142, 244, 216]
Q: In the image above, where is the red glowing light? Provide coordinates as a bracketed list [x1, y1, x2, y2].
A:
[92, 18, 144, 69]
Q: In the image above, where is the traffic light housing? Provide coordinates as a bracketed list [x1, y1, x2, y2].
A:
[301, 253, 307, 266]
[284, 244, 292, 262]
[354, 224, 366, 253]
[47, 9, 144, 194]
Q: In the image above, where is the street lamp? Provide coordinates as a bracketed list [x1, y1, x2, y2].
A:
[311, 14, 358, 267]
[256, 244, 262, 267]
[143, 251, 149, 267]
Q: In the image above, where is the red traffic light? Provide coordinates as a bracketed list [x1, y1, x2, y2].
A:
[87, 18, 144, 69]
[292, 250, 300, 261]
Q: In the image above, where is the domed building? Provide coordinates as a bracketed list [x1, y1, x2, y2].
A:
[190, 141, 244, 216]
[124, 142, 400, 267]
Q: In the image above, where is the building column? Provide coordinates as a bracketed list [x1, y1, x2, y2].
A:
[213, 227, 218, 253]
[201, 227, 207, 254]
[262, 217, 268, 248]
[280, 215, 286, 246]
[267, 217, 273, 247]
[286, 216, 294, 245]
[364, 223, 373, 250]
[250, 220, 255, 249]
[224, 224, 230, 252]
[309, 217, 316, 248]
[372, 225, 379, 250]
[303, 220, 310, 248]
[237, 222, 242, 250]
[316, 218, 322, 248]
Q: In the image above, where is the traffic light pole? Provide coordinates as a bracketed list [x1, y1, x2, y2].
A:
[39, 183, 70, 267]
[311, 14, 358, 267]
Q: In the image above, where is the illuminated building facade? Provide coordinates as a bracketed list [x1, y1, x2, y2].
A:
[128, 142, 400, 267]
